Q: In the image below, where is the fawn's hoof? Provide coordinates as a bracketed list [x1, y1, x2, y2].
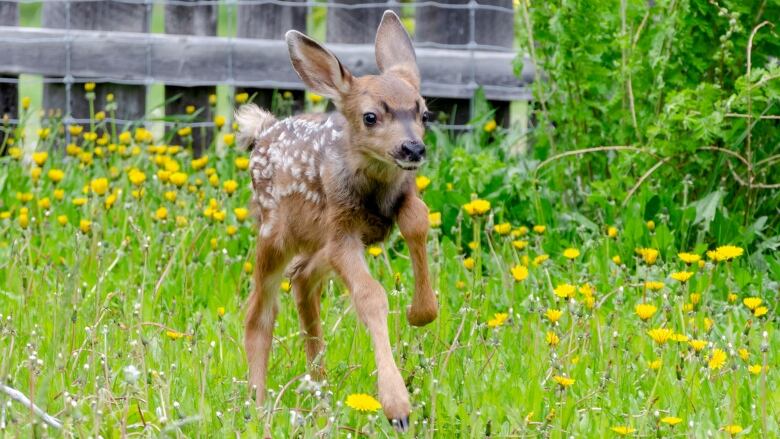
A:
[406, 304, 438, 327]
[389, 415, 410, 432]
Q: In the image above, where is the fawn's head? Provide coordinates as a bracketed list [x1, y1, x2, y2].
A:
[286, 11, 429, 172]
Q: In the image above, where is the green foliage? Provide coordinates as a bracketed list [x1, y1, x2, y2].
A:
[513, 0, 780, 237]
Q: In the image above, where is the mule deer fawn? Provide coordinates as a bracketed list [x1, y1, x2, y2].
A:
[235, 10, 438, 431]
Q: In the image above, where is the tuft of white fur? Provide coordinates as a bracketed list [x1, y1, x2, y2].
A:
[235, 104, 277, 150]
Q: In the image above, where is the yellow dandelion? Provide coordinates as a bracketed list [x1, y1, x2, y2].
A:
[533, 254, 550, 266]
[90, 178, 109, 196]
[223, 179, 238, 195]
[463, 257, 475, 270]
[721, 425, 742, 435]
[612, 255, 622, 265]
[563, 248, 580, 259]
[533, 225, 546, 234]
[611, 426, 636, 435]
[483, 119, 497, 133]
[165, 330, 186, 340]
[661, 416, 682, 426]
[689, 339, 707, 352]
[428, 212, 441, 228]
[714, 245, 743, 261]
[708, 348, 727, 370]
[742, 297, 761, 310]
[636, 247, 659, 264]
[155, 207, 168, 221]
[217, 307, 225, 317]
[415, 175, 431, 191]
[635, 303, 657, 321]
[678, 252, 701, 264]
[47, 169, 65, 183]
[648, 359, 662, 370]
[235, 156, 249, 170]
[345, 393, 381, 413]
[670, 271, 693, 283]
[546, 331, 559, 346]
[754, 306, 768, 317]
[493, 222, 512, 235]
[748, 364, 765, 375]
[607, 226, 618, 238]
[79, 219, 91, 234]
[646, 220, 655, 231]
[511, 265, 528, 282]
[462, 199, 491, 216]
[647, 328, 674, 345]
[553, 283, 576, 299]
[234, 207, 249, 222]
[544, 308, 563, 323]
[367, 246, 382, 257]
[487, 312, 508, 328]
[644, 281, 664, 291]
[512, 240, 528, 250]
[552, 375, 574, 387]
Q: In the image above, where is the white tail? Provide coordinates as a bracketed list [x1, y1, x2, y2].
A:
[235, 104, 277, 150]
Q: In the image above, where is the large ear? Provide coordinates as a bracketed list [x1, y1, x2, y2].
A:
[375, 10, 420, 90]
[286, 30, 352, 100]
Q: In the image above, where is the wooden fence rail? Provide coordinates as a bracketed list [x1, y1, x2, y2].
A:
[0, 0, 533, 146]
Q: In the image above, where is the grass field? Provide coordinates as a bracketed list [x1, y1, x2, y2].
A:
[0, 90, 778, 437]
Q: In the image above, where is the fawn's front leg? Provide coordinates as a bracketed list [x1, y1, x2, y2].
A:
[328, 236, 411, 431]
[398, 194, 438, 326]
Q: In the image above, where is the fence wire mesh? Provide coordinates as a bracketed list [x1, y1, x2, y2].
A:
[1, 0, 524, 132]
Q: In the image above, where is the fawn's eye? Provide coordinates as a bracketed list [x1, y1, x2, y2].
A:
[422, 111, 431, 124]
[363, 112, 377, 126]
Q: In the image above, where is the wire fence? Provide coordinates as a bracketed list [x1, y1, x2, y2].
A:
[1, 0, 530, 139]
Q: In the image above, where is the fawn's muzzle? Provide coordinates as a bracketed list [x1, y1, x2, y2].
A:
[394, 140, 426, 169]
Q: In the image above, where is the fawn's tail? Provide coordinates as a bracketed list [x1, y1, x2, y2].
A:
[235, 104, 277, 150]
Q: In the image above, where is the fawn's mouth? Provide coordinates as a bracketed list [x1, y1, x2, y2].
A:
[394, 158, 424, 171]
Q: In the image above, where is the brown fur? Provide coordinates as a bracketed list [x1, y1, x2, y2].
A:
[238, 11, 437, 430]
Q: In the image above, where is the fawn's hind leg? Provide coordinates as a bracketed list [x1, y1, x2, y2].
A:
[290, 250, 329, 378]
[245, 240, 290, 406]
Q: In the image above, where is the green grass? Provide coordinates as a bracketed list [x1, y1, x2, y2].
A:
[0, 95, 778, 438]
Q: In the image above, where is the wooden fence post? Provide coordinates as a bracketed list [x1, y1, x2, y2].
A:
[237, 0, 307, 114]
[415, 0, 514, 126]
[165, 0, 217, 155]
[42, 0, 149, 124]
[0, 1, 18, 124]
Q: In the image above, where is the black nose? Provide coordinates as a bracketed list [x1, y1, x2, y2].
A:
[401, 140, 426, 161]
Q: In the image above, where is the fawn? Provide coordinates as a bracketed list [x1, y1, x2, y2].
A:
[235, 10, 438, 431]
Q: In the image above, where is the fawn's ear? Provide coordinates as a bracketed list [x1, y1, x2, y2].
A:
[286, 30, 352, 100]
[375, 10, 420, 90]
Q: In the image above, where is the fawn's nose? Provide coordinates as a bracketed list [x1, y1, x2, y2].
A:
[400, 140, 426, 162]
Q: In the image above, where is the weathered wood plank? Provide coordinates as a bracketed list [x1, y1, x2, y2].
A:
[0, 2, 18, 122]
[237, 0, 306, 115]
[415, 0, 515, 125]
[327, 0, 395, 44]
[41, 0, 148, 122]
[165, 0, 217, 155]
[0, 26, 533, 101]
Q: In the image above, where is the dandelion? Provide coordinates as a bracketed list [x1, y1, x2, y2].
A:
[175, 216, 188, 227]
[647, 328, 674, 345]
[428, 212, 441, 228]
[345, 394, 381, 412]
[607, 226, 618, 238]
[21, 96, 31, 110]
[512, 240, 528, 249]
[635, 304, 657, 321]
[493, 222, 511, 235]
[128, 170, 146, 186]
[90, 178, 109, 196]
[754, 306, 768, 317]
[727, 293, 737, 303]
[648, 359, 662, 370]
[544, 309, 562, 323]
[84, 82, 95, 92]
[546, 331, 559, 346]
[226, 225, 237, 236]
[660, 416, 682, 426]
[532, 225, 546, 234]
[708, 348, 727, 370]
[235, 92, 249, 104]
[57, 215, 68, 226]
[748, 364, 765, 375]
[243, 262, 253, 274]
[32, 151, 48, 166]
[644, 281, 664, 291]
[646, 220, 655, 231]
[223, 180, 238, 195]
[487, 312, 508, 328]
[636, 247, 659, 264]
[612, 255, 622, 265]
[689, 339, 707, 352]
[234, 157, 249, 170]
[234, 207, 249, 222]
[553, 283, 576, 299]
[533, 254, 549, 266]
[514, 226, 529, 236]
[48, 169, 65, 183]
[155, 207, 168, 221]
[511, 265, 528, 282]
[678, 252, 700, 264]
[611, 426, 636, 435]
[742, 297, 761, 310]
[367, 246, 382, 257]
[18, 213, 29, 229]
[307, 93, 323, 104]
[166, 330, 186, 340]
[463, 257, 475, 270]
[415, 175, 431, 191]
[223, 133, 235, 147]
[217, 307, 225, 317]
[73, 197, 88, 207]
[483, 119, 497, 133]
[738, 348, 749, 361]
[563, 248, 580, 259]
[79, 219, 91, 234]
[713, 245, 743, 262]
[552, 375, 574, 387]
[37, 197, 51, 210]
[670, 271, 693, 283]
[169, 172, 188, 187]
[721, 425, 742, 435]
[462, 199, 490, 216]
